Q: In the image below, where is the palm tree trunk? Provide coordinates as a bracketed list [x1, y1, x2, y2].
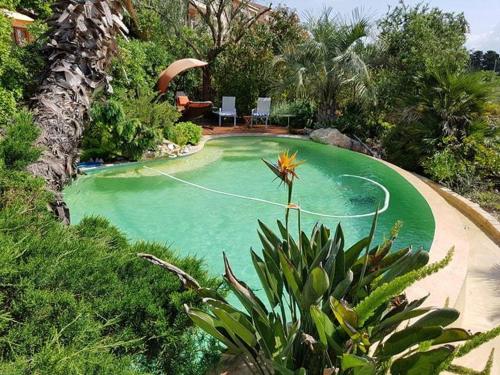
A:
[28, 0, 127, 223]
[317, 98, 337, 125]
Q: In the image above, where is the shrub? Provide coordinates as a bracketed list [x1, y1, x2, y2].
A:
[422, 148, 477, 191]
[82, 93, 179, 161]
[271, 99, 316, 129]
[330, 103, 390, 140]
[0, 118, 221, 374]
[0, 87, 17, 128]
[166, 121, 202, 146]
[0, 110, 40, 169]
[468, 190, 500, 219]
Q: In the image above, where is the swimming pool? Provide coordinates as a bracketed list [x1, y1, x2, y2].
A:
[65, 136, 435, 285]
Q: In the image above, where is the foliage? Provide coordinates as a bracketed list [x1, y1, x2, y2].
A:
[422, 131, 500, 193]
[5, 0, 55, 18]
[277, 8, 372, 124]
[330, 102, 390, 140]
[0, 110, 40, 169]
[111, 38, 177, 95]
[0, 113, 221, 374]
[375, 2, 469, 112]
[0, 4, 48, 128]
[82, 92, 179, 161]
[467, 190, 500, 219]
[141, 153, 500, 374]
[384, 69, 496, 172]
[470, 50, 500, 73]
[213, 24, 275, 114]
[166, 121, 202, 146]
[271, 99, 316, 129]
[267, 6, 307, 54]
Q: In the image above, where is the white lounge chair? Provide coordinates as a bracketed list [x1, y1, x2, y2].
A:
[217, 96, 237, 126]
[251, 97, 271, 127]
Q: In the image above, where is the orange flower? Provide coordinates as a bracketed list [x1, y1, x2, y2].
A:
[263, 151, 304, 186]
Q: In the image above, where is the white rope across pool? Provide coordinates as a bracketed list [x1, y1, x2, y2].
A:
[143, 166, 390, 219]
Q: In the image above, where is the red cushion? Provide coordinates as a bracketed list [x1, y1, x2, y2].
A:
[176, 96, 190, 106]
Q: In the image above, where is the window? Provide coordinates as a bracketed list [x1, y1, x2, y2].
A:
[13, 27, 29, 46]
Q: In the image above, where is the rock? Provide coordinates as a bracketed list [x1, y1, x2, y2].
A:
[310, 128, 367, 154]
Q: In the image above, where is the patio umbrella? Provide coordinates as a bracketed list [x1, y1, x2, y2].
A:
[157, 58, 208, 93]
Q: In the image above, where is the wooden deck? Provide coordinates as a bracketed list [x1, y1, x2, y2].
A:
[202, 124, 290, 136]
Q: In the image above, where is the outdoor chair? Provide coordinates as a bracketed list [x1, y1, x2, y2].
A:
[251, 97, 271, 126]
[217, 96, 237, 126]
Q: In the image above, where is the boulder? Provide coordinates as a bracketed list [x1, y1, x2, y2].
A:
[310, 128, 367, 154]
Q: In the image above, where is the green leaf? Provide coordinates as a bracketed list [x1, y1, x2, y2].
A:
[278, 250, 302, 303]
[251, 310, 275, 358]
[332, 269, 353, 299]
[302, 266, 329, 308]
[344, 237, 371, 269]
[378, 247, 410, 269]
[341, 354, 375, 374]
[251, 250, 278, 307]
[373, 307, 433, 337]
[262, 248, 284, 299]
[381, 326, 443, 357]
[330, 297, 358, 335]
[354, 248, 454, 325]
[212, 307, 258, 347]
[391, 347, 453, 375]
[310, 305, 334, 347]
[185, 306, 240, 353]
[412, 308, 460, 328]
[258, 220, 281, 248]
[432, 328, 472, 345]
[223, 253, 268, 319]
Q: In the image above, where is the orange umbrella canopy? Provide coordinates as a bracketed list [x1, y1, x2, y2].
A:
[157, 58, 208, 93]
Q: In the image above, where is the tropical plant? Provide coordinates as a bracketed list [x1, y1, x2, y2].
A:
[384, 70, 496, 173]
[140, 152, 499, 374]
[400, 70, 491, 140]
[166, 121, 202, 146]
[276, 8, 372, 124]
[25, 0, 128, 222]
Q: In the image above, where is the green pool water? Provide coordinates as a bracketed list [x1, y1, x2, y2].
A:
[65, 136, 435, 286]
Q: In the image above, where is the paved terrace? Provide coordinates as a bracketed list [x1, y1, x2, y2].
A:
[202, 124, 290, 136]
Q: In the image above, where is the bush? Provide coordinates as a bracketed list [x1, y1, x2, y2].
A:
[166, 121, 202, 146]
[329, 103, 389, 140]
[422, 148, 477, 191]
[422, 124, 499, 194]
[82, 93, 179, 161]
[271, 99, 316, 129]
[0, 118, 221, 374]
[0, 110, 40, 169]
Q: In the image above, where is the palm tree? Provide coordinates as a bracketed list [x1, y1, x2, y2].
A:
[277, 9, 372, 124]
[28, 0, 128, 222]
[401, 70, 491, 140]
